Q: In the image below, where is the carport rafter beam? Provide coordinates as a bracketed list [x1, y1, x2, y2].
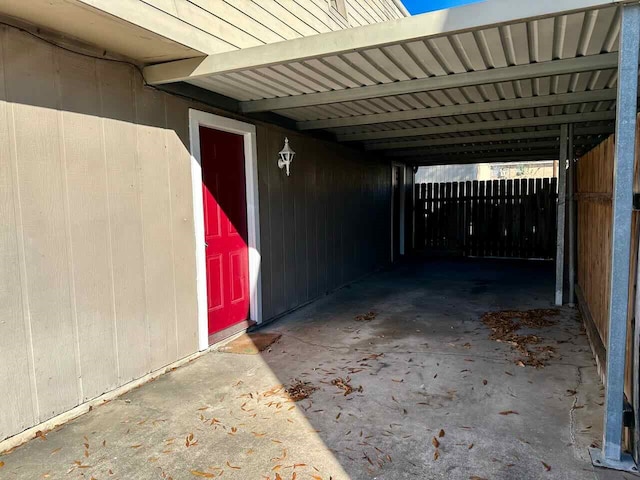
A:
[239, 53, 619, 113]
[143, 0, 630, 85]
[297, 89, 618, 130]
[338, 111, 616, 142]
[385, 138, 599, 157]
[365, 126, 614, 150]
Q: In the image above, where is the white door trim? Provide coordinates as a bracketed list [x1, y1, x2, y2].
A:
[391, 162, 406, 261]
[188, 109, 262, 351]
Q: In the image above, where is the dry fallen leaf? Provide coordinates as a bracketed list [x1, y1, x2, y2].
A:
[542, 461, 551, 471]
[438, 429, 445, 438]
[499, 411, 519, 416]
[0, 461, 5, 468]
[432, 437, 440, 448]
[433, 449, 440, 461]
[469, 476, 488, 480]
[468, 443, 474, 450]
[190, 470, 215, 478]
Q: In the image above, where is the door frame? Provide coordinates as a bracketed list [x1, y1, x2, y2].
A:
[391, 162, 406, 261]
[188, 109, 262, 351]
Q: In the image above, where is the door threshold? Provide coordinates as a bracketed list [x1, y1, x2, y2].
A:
[208, 319, 257, 346]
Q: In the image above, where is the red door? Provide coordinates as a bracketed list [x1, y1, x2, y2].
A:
[200, 126, 250, 337]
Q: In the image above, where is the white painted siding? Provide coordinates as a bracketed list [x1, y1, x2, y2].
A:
[136, 0, 407, 53]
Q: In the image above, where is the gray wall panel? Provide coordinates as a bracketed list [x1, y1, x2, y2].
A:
[0, 24, 391, 443]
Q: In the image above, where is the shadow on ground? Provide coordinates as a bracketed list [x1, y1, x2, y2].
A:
[1, 258, 613, 480]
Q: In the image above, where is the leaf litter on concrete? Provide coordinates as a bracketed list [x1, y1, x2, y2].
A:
[481, 308, 560, 368]
[354, 311, 376, 322]
[285, 380, 318, 402]
[331, 377, 363, 396]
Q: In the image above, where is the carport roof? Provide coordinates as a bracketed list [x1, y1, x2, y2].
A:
[143, 0, 633, 165]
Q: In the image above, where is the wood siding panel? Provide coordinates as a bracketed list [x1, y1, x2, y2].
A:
[57, 51, 119, 401]
[256, 128, 391, 321]
[0, 29, 36, 439]
[4, 32, 80, 420]
[135, 85, 180, 372]
[98, 62, 151, 383]
[164, 96, 199, 359]
[256, 125, 274, 320]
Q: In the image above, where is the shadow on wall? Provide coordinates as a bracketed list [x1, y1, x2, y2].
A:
[0, 22, 393, 445]
[0, 23, 205, 443]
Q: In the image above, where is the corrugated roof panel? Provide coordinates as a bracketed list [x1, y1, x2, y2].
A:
[403, 41, 449, 76]
[254, 67, 318, 94]
[360, 48, 412, 81]
[321, 55, 379, 86]
[339, 51, 394, 82]
[166, 4, 628, 160]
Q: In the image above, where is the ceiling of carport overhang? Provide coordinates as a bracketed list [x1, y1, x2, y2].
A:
[143, 0, 634, 166]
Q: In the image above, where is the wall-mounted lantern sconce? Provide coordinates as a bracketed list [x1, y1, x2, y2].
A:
[278, 137, 295, 176]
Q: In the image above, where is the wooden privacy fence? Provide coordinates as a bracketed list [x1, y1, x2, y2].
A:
[576, 133, 639, 421]
[415, 178, 558, 259]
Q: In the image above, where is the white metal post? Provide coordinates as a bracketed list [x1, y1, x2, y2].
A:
[568, 124, 576, 305]
[589, 3, 640, 473]
[555, 124, 568, 306]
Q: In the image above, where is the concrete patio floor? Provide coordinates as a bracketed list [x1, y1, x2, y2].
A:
[0, 258, 628, 480]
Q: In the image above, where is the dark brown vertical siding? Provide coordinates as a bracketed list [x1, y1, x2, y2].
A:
[256, 126, 391, 322]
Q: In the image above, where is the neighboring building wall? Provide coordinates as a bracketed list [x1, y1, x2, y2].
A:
[416, 161, 558, 184]
[416, 164, 479, 183]
[477, 161, 558, 180]
[0, 25, 391, 443]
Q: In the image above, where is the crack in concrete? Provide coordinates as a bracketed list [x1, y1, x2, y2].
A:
[569, 365, 584, 458]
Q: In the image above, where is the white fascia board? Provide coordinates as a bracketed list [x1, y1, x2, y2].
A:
[143, 0, 623, 85]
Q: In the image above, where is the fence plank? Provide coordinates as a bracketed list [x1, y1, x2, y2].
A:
[414, 177, 557, 259]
